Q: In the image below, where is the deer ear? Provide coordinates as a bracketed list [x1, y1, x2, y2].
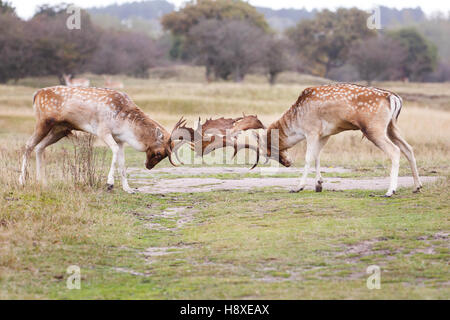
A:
[155, 127, 164, 142]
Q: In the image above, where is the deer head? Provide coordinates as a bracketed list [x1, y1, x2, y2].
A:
[145, 117, 190, 170]
[253, 128, 293, 168]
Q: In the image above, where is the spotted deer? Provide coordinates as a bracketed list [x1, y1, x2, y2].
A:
[103, 76, 124, 89]
[253, 83, 422, 197]
[63, 74, 90, 87]
[19, 86, 185, 193]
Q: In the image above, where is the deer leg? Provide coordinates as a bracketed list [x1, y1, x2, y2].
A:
[19, 124, 52, 185]
[100, 132, 120, 191]
[367, 132, 401, 197]
[314, 137, 330, 192]
[117, 142, 136, 194]
[388, 123, 422, 193]
[291, 135, 320, 193]
[35, 128, 71, 185]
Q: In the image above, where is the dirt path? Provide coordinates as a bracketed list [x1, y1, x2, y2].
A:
[128, 167, 439, 194]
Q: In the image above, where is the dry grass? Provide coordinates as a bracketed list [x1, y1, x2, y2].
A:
[2, 75, 448, 168]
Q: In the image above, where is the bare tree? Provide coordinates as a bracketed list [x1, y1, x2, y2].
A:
[349, 36, 407, 84]
[88, 31, 168, 78]
[215, 21, 266, 82]
[262, 36, 293, 85]
[188, 19, 222, 81]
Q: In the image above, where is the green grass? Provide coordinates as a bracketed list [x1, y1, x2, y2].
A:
[1, 177, 448, 299]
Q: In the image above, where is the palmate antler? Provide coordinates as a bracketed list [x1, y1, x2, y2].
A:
[166, 117, 195, 166]
[171, 115, 265, 168]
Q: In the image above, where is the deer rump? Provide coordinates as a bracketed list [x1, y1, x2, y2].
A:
[171, 114, 265, 168]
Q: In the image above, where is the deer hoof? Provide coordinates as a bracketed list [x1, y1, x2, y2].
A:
[413, 187, 421, 194]
[290, 187, 304, 193]
[383, 190, 395, 198]
[107, 184, 114, 191]
[315, 184, 323, 192]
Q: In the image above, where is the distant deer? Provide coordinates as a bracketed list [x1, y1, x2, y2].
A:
[63, 74, 90, 87]
[253, 83, 422, 197]
[103, 76, 124, 89]
[19, 86, 185, 193]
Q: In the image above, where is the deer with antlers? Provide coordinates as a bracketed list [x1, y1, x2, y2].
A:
[103, 76, 124, 89]
[171, 114, 265, 166]
[253, 83, 422, 197]
[19, 86, 185, 193]
[63, 74, 90, 87]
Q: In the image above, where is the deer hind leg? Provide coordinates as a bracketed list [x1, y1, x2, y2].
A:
[387, 123, 422, 193]
[19, 122, 53, 185]
[34, 127, 71, 185]
[291, 135, 323, 193]
[366, 130, 401, 197]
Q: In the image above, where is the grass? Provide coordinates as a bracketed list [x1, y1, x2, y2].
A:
[1, 180, 448, 299]
[0, 70, 449, 299]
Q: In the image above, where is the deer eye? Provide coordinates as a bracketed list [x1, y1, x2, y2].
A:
[156, 152, 161, 157]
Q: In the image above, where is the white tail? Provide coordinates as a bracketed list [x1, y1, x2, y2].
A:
[19, 86, 183, 192]
[63, 74, 90, 87]
[255, 83, 422, 197]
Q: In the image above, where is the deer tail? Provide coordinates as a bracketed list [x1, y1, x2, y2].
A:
[389, 94, 403, 122]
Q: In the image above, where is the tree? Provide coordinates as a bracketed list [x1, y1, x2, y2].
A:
[0, 0, 14, 15]
[0, 4, 32, 83]
[161, 0, 269, 36]
[349, 36, 407, 85]
[188, 19, 266, 82]
[388, 28, 438, 81]
[88, 30, 167, 78]
[162, 0, 270, 65]
[262, 36, 293, 85]
[188, 19, 222, 81]
[26, 4, 100, 83]
[287, 8, 376, 77]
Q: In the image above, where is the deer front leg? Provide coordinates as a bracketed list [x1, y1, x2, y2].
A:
[100, 132, 120, 191]
[117, 142, 136, 194]
[290, 136, 320, 193]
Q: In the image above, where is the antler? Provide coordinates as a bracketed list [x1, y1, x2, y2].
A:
[165, 117, 190, 167]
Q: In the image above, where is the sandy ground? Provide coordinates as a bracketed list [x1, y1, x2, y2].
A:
[128, 167, 439, 194]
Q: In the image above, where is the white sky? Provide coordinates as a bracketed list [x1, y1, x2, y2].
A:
[10, 0, 450, 20]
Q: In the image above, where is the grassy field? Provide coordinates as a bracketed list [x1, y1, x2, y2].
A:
[0, 70, 449, 299]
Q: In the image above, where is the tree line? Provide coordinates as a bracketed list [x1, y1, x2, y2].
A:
[162, 1, 443, 84]
[0, 0, 447, 85]
[0, 1, 167, 83]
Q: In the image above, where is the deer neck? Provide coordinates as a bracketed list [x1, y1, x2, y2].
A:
[268, 107, 305, 151]
[120, 113, 168, 152]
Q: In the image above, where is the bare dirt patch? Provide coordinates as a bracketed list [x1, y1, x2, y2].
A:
[128, 166, 439, 194]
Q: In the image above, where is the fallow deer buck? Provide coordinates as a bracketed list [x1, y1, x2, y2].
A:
[19, 86, 186, 193]
[171, 115, 265, 166]
[103, 76, 124, 89]
[253, 83, 422, 197]
[63, 74, 90, 87]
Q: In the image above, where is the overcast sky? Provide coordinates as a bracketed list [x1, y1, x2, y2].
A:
[10, 0, 450, 20]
